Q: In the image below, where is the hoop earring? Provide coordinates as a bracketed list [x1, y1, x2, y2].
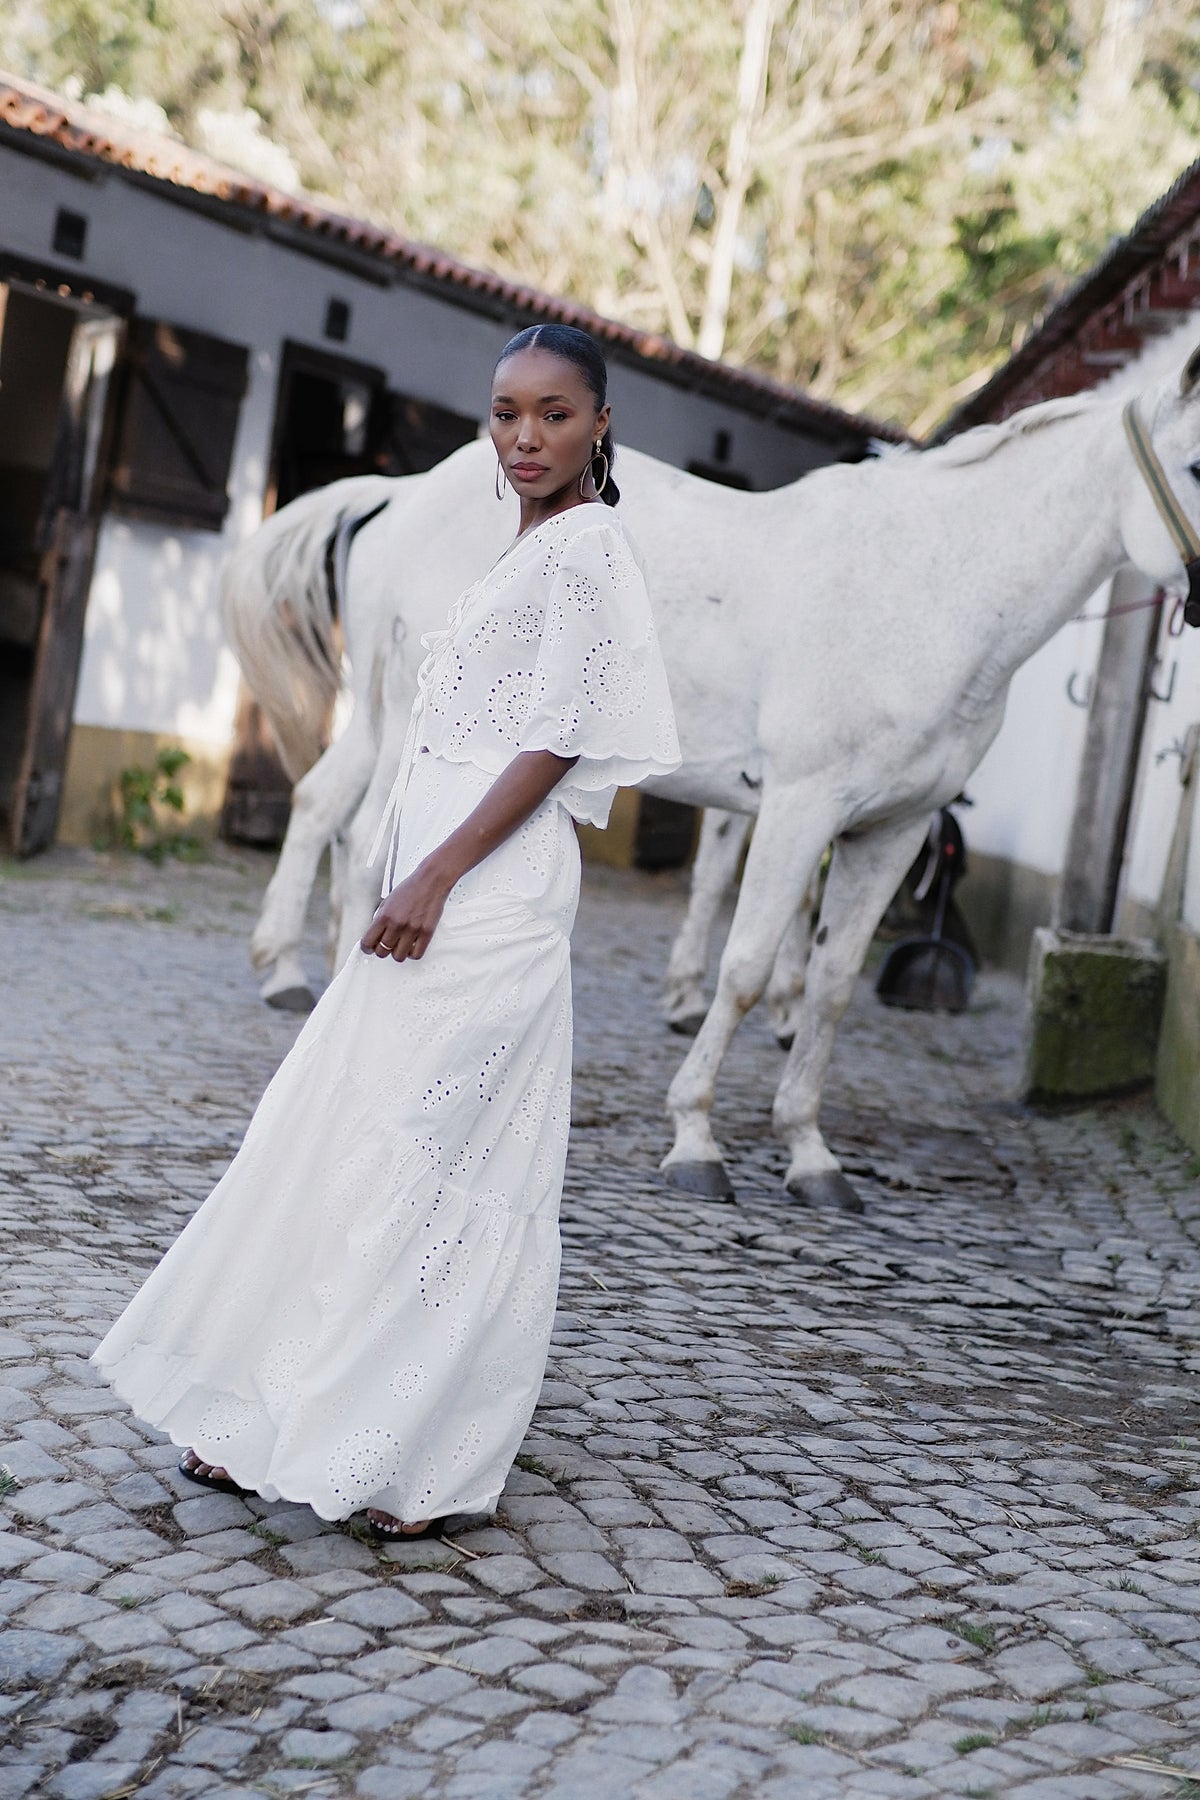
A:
[580, 441, 609, 497]
[495, 460, 507, 501]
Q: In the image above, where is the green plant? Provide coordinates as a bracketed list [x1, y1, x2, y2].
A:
[1012, 1705, 1064, 1733]
[116, 1594, 142, 1609]
[247, 1522, 286, 1548]
[1085, 1666, 1108, 1686]
[726, 1574, 783, 1597]
[108, 748, 202, 863]
[951, 1619, 996, 1652]
[857, 1547, 885, 1564]
[954, 1733, 994, 1753]
[787, 1724, 823, 1744]
[0, 1469, 19, 1498]
[514, 1454, 558, 1480]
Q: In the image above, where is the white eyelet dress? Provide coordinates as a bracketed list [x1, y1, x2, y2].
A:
[92, 504, 681, 1523]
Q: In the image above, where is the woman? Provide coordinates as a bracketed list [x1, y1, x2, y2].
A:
[92, 324, 681, 1541]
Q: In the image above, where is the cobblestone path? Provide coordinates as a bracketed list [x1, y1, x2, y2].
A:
[2, 847, 1200, 1800]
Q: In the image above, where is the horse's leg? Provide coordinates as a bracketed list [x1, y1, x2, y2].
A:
[327, 828, 350, 976]
[662, 784, 833, 1201]
[774, 816, 930, 1210]
[662, 809, 751, 1034]
[252, 712, 375, 1009]
[765, 876, 816, 1049]
[331, 678, 414, 967]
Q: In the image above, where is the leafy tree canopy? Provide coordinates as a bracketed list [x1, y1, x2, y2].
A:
[4, 0, 1196, 432]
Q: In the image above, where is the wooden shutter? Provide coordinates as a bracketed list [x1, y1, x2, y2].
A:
[108, 318, 248, 530]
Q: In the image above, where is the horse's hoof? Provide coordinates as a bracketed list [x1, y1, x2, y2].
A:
[784, 1170, 863, 1213]
[265, 985, 317, 1014]
[664, 1160, 736, 1201]
[665, 1012, 707, 1038]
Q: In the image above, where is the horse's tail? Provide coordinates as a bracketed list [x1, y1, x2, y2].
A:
[220, 474, 396, 782]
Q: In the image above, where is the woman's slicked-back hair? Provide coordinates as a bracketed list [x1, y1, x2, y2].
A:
[494, 323, 620, 505]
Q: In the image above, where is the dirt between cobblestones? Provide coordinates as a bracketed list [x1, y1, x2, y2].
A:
[1, 845, 1199, 1800]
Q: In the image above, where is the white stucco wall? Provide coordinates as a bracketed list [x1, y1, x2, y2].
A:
[965, 609, 1104, 875]
[72, 344, 278, 744]
[3, 144, 850, 749]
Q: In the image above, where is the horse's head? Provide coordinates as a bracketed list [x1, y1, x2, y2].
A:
[1121, 345, 1200, 623]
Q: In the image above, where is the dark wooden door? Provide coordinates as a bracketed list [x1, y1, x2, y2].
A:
[5, 306, 123, 856]
[11, 511, 101, 853]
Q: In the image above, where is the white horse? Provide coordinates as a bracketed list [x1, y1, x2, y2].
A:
[225, 352, 1200, 1209]
[222, 461, 811, 1025]
[661, 808, 815, 1042]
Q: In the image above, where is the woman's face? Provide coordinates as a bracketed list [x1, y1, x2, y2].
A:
[490, 348, 609, 501]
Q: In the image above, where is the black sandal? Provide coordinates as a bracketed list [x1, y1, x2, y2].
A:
[366, 1512, 446, 1544]
[178, 1451, 249, 1496]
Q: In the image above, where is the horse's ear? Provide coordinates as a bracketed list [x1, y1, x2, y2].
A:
[1181, 342, 1200, 399]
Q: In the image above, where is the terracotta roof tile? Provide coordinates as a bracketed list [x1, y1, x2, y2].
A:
[0, 71, 904, 447]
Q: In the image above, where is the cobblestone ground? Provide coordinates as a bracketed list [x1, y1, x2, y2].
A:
[2, 846, 1200, 1800]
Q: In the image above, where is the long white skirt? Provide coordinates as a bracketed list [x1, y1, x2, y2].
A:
[92, 752, 578, 1521]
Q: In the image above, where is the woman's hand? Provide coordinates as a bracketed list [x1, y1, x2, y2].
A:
[361, 749, 578, 964]
[360, 858, 453, 962]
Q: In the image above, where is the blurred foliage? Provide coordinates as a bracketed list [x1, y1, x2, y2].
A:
[106, 747, 202, 861]
[3, 0, 1197, 432]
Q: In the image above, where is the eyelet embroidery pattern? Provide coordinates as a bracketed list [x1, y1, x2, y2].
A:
[329, 1427, 400, 1505]
[196, 1394, 258, 1444]
[486, 670, 535, 742]
[403, 509, 680, 831]
[258, 1337, 312, 1409]
[389, 1362, 428, 1402]
[582, 639, 647, 720]
[419, 1236, 471, 1310]
[510, 1257, 560, 1338]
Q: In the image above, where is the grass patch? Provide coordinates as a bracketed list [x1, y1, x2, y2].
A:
[857, 1548, 885, 1565]
[115, 1595, 142, 1610]
[950, 1618, 995, 1652]
[514, 1454, 557, 1481]
[247, 1522, 287, 1548]
[1085, 1666, 1108, 1686]
[0, 1470, 19, 1498]
[1008, 1705, 1064, 1734]
[1108, 1575, 1145, 1594]
[787, 1724, 823, 1745]
[725, 1574, 783, 1597]
[954, 1733, 994, 1754]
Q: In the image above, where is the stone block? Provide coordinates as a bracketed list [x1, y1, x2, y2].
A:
[1022, 928, 1166, 1102]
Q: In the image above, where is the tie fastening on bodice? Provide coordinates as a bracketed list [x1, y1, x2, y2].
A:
[368, 582, 480, 893]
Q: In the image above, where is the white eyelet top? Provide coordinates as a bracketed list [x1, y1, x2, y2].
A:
[372, 504, 682, 880]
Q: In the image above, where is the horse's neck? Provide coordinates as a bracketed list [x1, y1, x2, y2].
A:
[938, 405, 1128, 701]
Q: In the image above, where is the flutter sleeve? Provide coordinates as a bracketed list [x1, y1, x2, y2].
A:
[515, 514, 682, 827]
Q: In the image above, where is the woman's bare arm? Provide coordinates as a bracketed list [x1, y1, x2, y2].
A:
[361, 749, 579, 962]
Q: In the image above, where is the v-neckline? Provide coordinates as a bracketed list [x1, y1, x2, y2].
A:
[487, 501, 604, 579]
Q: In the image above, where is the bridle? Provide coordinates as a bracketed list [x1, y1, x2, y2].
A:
[1123, 401, 1200, 627]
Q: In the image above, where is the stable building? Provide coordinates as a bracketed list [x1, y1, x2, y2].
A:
[0, 71, 899, 864]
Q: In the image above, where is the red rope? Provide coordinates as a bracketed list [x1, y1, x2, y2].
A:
[1073, 588, 1171, 625]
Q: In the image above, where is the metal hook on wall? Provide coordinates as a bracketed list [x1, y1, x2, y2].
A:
[1066, 671, 1093, 709]
[1147, 657, 1177, 705]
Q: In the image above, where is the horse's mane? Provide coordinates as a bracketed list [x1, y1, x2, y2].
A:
[886, 391, 1105, 469]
